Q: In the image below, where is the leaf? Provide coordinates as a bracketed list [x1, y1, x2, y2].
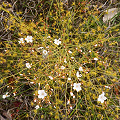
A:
[0, 115, 6, 120]
[0, 109, 12, 120]
[103, 8, 119, 22]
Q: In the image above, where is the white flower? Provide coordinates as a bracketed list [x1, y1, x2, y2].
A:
[60, 66, 65, 70]
[68, 50, 72, 54]
[35, 105, 40, 109]
[25, 36, 33, 43]
[2, 92, 10, 99]
[49, 76, 53, 80]
[38, 90, 47, 99]
[68, 78, 71, 81]
[26, 63, 32, 69]
[18, 38, 24, 44]
[76, 71, 82, 78]
[94, 58, 98, 61]
[98, 92, 107, 103]
[54, 39, 61, 45]
[73, 83, 82, 92]
[42, 50, 48, 56]
[79, 67, 83, 71]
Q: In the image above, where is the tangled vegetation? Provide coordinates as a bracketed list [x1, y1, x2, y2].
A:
[0, 0, 120, 119]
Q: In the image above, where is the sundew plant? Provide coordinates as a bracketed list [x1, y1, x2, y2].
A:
[0, 0, 120, 119]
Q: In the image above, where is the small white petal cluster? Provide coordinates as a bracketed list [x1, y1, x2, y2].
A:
[70, 106, 72, 109]
[94, 58, 98, 61]
[26, 63, 32, 69]
[13, 92, 16, 96]
[47, 36, 51, 38]
[79, 66, 83, 71]
[68, 77, 71, 81]
[70, 91, 75, 98]
[73, 95, 75, 98]
[35, 105, 40, 109]
[34, 98, 37, 102]
[104, 86, 111, 89]
[25, 36, 33, 43]
[18, 38, 24, 44]
[38, 90, 47, 99]
[68, 50, 72, 54]
[60, 66, 65, 70]
[30, 82, 34, 84]
[67, 100, 70, 105]
[54, 38, 61, 45]
[73, 83, 82, 92]
[76, 71, 82, 78]
[94, 44, 97, 47]
[98, 92, 107, 103]
[2, 92, 10, 99]
[49, 76, 53, 80]
[70, 92, 73, 96]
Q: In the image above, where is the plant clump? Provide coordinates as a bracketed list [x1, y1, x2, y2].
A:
[0, 0, 120, 119]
